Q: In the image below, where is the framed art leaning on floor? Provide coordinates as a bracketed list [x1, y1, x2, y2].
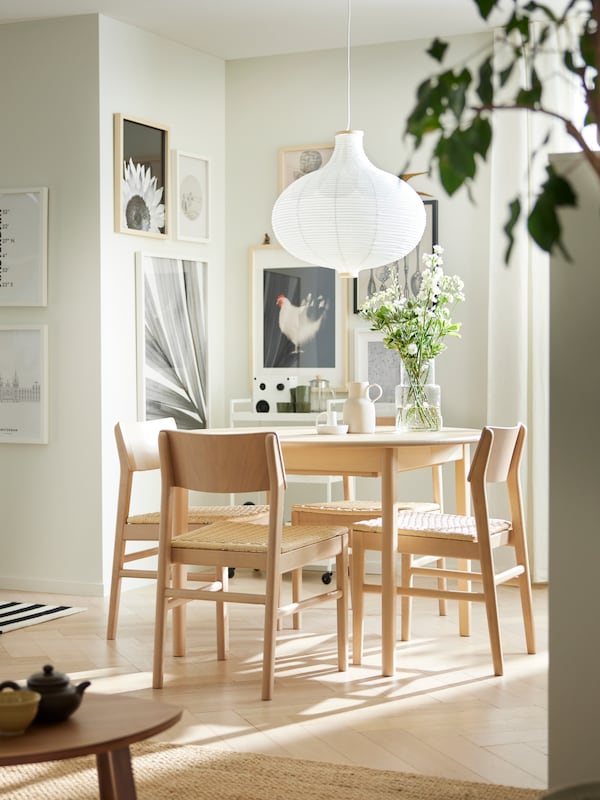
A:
[135, 254, 208, 428]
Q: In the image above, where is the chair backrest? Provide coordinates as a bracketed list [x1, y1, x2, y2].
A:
[115, 417, 177, 473]
[158, 428, 286, 534]
[468, 423, 526, 530]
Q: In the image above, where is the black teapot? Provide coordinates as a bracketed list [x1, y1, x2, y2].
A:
[26, 664, 91, 723]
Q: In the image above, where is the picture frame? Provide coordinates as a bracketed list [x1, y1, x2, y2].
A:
[0, 325, 48, 444]
[0, 187, 48, 307]
[114, 114, 169, 238]
[174, 151, 210, 242]
[250, 244, 347, 391]
[278, 143, 334, 192]
[353, 328, 399, 416]
[135, 253, 208, 429]
[353, 199, 439, 312]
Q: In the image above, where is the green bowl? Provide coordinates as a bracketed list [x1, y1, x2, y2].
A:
[0, 686, 41, 736]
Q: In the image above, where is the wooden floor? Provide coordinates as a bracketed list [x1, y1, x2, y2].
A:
[0, 571, 548, 790]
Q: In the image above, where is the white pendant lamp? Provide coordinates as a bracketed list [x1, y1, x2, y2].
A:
[271, 2, 426, 276]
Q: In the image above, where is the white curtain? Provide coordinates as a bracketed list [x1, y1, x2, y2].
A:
[487, 19, 588, 582]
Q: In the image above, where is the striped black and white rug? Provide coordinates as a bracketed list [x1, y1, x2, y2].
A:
[0, 601, 86, 633]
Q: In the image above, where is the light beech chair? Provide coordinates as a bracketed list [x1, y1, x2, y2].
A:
[290, 464, 444, 627]
[107, 418, 270, 640]
[152, 428, 349, 701]
[351, 423, 536, 674]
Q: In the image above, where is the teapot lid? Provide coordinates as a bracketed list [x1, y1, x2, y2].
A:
[27, 664, 70, 690]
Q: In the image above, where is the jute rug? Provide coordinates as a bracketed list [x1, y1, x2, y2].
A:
[0, 741, 545, 799]
[0, 602, 86, 633]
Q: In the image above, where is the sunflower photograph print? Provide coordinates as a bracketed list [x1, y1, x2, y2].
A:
[122, 158, 165, 233]
[114, 114, 169, 238]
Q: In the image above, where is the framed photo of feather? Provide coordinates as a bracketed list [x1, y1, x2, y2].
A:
[250, 244, 348, 391]
[135, 253, 208, 429]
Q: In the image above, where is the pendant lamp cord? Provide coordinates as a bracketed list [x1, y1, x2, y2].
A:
[346, 0, 352, 131]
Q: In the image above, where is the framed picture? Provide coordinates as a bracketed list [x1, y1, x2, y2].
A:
[278, 143, 334, 192]
[0, 187, 48, 307]
[354, 329, 399, 415]
[0, 325, 48, 444]
[135, 253, 208, 429]
[174, 151, 210, 242]
[114, 114, 169, 238]
[250, 244, 347, 391]
[353, 199, 439, 312]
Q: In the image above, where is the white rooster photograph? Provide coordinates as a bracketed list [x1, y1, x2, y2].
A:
[262, 266, 336, 369]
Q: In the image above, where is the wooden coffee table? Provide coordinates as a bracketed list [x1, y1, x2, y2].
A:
[0, 692, 182, 799]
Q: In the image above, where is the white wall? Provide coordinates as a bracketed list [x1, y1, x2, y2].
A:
[0, 16, 103, 593]
[0, 14, 225, 595]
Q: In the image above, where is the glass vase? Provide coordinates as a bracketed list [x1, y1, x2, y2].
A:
[395, 358, 442, 432]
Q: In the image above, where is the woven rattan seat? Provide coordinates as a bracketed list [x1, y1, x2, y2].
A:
[128, 504, 269, 526]
[292, 499, 439, 519]
[352, 512, 511, 542]
[173, 521, 347, 553]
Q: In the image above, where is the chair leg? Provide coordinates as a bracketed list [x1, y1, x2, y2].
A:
[479, 551, 504, 676]
[152, 552, 170, 689]
[432, 465, 447, 618]
[436, 559, 447, 617]
[512, 532, 537, 655]
[172, 563, 187, 657]
[519, 571, 537, 655]
[216, 566, 230, 660]
[351, 536, 366, 665]
[292, 568, 302, 630]
[400, 554, 412, 641]
[261, 569, 280, 701]
[457, 558, 472, 636]
[106, 533, 126, 640]
[335, 542, 349, 672]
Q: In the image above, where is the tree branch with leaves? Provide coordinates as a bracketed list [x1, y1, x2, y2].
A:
[404, 0, 599, 261]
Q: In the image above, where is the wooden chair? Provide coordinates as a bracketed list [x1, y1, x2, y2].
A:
[152, 428, 349, 700]
[290, 465, 444, 626]
[107, 418, 270, 640]
[351, 423, 536, 673]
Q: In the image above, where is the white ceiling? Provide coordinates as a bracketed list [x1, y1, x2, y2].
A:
[0, 0, 501, 60]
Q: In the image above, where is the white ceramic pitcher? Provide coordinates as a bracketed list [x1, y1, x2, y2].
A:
[343, 381, 383, 433]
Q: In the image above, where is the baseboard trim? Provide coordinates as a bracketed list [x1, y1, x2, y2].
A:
[0, 576, 104, 597]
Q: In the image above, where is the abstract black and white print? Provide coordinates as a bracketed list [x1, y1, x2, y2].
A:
[137, 255, 207, 429]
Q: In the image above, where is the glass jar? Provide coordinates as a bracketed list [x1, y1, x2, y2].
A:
[309, 376, 335, 412]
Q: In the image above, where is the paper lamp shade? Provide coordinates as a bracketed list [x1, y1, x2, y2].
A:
[272, 130, 426, 275]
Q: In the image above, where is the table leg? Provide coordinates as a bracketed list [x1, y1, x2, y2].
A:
[455, 443, 472, 637]
[96, 747, 137, 799]
[381, 448, 399, 676]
